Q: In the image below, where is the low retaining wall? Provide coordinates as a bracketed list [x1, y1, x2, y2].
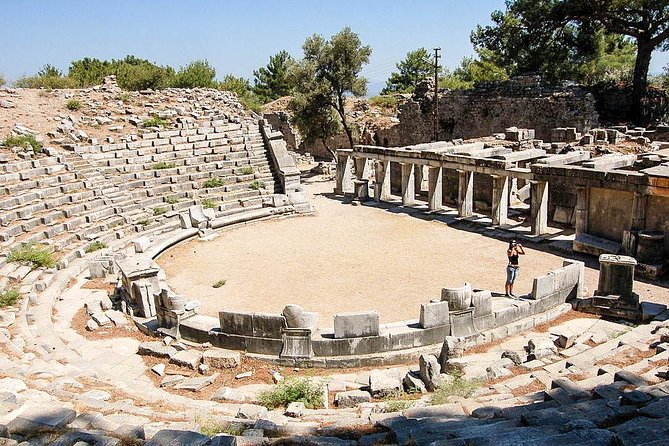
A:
[173, 260, 585, 364]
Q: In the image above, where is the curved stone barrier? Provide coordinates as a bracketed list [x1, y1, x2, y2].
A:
[441, 283, 472, 310]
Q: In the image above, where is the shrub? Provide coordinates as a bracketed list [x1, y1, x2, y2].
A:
[212, 279, 226, 288]
[143, 116, 169, 128]
[84, 240, 108, 253]
[0, 288, 20, 307]
[384, 398, 415, 413]
[171, 60, 216, 88]
[257, 378, 324, 409]
[66, 99, 82, 110]
[203, 177, 224, 188]
[2, 134, 43, 154]
[239, 165, 254, 175]
[8, 243, 55, 269]
[153, 161, 176, 170]
[117, 92, 131, 102]
[249, 180, 265, 190]
[165, 196, 179, 204]
[369, 95, 399, 111]
[153, 207, 167, 216]
[430, 376, 479, 405]
[138, 219, 150, 226]
[198, 418, 244, 437]
[202, 198, 216, 209]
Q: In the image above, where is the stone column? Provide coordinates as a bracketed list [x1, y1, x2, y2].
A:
[335, 151, 354, 195]
[631, 192, 648, 230]
[400, 163, 415, 206]
[574, 187, 589, 237]
[491, 175, 509, 226]
[354, 157, 370, 198]
[414, 165, 425, 193]
[530, 181, 548, 235]
[373, 160, 391, 202]
[457, 170, 473, 217]
[427, 166, 443, 211]
[354, 157, 370, 181]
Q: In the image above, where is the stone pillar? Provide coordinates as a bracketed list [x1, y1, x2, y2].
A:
[414, 165, 427, 193]
[373, 160, 391, 202]
[427, 166, 443, 211]
[335, 152, 354, 195]
[631, 192, 648, 230]
[491, 175, 509, 226]
[354, 157, 370, 181]
[354, 157, 370, 198]
[457, 170, 474, 217]
[574, 187, 589, 237]
[530, 181, 548, 235]
[596, 254, 638, 308]
[400, 163, 415, 206]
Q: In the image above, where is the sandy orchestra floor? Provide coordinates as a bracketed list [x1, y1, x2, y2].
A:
[158, 178, 669, 328]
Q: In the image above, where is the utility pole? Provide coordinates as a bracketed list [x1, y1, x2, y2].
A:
[433, 47, 441, 142]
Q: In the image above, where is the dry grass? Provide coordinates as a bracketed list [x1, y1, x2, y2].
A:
[71, 307, 153, 342]
[80, 278, 116, 293]
[534, 310, 600, 333]
[595, 346, 655, 368]
[510, 379, 546, 397]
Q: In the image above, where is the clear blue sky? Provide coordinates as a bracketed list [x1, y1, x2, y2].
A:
[1, 0, 668, 95]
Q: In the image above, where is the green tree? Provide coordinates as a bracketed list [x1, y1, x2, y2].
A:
[218, 74, 262, 113]
[289, 63, 342, 160]
[0, 73, 5, 87]
[37, 64, 63, 77]
[253, 50, 294, 103]
[473, 0, 669, 123]
[171, 60, 216, 88]
[291, 27, 371, 150]
[68, 57, 113, 87]
[382, 48, 433, 94]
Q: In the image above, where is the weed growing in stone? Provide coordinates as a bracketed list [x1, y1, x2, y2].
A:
[66, 99, 82, 110]
[430, 376, 479, 405]
[383, 391, 416, 412]
[249, 180, 265, 190]
[202, 198, 216, 209]
[153, 207, 167, 216]
[84, 240, 108, 253]
[153, 161, 176, 170]
[8, 243, 55, 269]
[197, 418, 244, 437]
[212, 279, 226, 288]
[203, 177, 225, 188]
[2, 134, 43, 154]
[142, 116, 169, 128]
[257, 378, 324, 409]
[239, 165, 254, 175]
[0, 288, 20, 308]
[165, 196, 179, 204]
[138, 219, 150, 226]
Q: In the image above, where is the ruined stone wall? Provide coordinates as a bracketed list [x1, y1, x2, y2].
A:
[645, 196, 669, 252]
[588, 188, 634, 242]
[377, 76, 600, 146]
[263, 112, 299, 152]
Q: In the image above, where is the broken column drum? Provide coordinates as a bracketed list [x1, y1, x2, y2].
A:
[636, 231, 665, 264]
[441, 283, 472, 310]
[596, 254, 637, 305]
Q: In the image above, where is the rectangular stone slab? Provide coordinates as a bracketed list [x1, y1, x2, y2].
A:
[333, 311, 380, 339]
[419, 301, 450, 329]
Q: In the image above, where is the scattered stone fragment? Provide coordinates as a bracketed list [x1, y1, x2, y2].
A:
[7, 404, 76, 435]
[369, 370, 401, 398]
[202, 349, 241, 369]
[151, 364, 166, 377]
[419, 354, 441, 391]
[160, 375, 185, 388]
[145, 429, 210, 446]
[169, 349, 202, 369]
[174, 373, 218, 392]
[138, 341, 177, 359]
[335, 390, 371, 408]
[236, 403, 268, 420]
[211, 386, 254, 403]
[86, 319, 99, 331]
[235, 371, 253, 379]
[403, 371, 427, 394]
[90, 312, 112, 327]
[105, 309, 127, 327]
[285, 401, 305, 418]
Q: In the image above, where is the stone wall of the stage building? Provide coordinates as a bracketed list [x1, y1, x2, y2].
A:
[645, 195, 669, 252]
[588, 188, 634, 242]
[376, 76, 600, 146]
[263, 112, 300, 152]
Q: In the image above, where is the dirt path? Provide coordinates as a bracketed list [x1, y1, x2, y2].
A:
[158, 178, 668, 328]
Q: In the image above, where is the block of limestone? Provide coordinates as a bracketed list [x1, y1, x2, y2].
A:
[334, 311, 379, 339]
